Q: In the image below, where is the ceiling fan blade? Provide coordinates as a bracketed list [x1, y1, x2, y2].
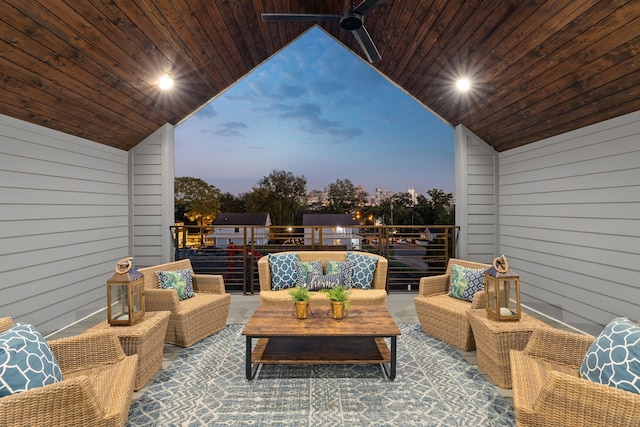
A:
[351, 26, 382, 63]
[353, 0, 385, 16]
[261, 13, 340, 23]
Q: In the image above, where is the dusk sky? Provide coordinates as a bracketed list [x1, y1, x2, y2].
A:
[175, 26, 454, 198]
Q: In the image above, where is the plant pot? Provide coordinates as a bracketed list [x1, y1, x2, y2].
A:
[294, 301, 310, 319]
[328, 301, 347, 320]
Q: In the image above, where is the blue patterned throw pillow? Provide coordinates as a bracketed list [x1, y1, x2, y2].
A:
[307, 273, 343, 291]
[156, 269, 195, 300]
[579, 317, 640, 394]
[296, 260, 323, 287]
[325, 260, 354, 288]
[461, 269, 485, 302]
[346, 252, 378, 289]
[0, 322, 63, 397]
[269, 253, 299, 290]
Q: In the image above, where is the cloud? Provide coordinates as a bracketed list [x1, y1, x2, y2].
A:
[215, 121, 249, 137]
[248, 80, 307, 101]
[308, 77, 345, 96]
[196, 104, 217, 118]
[268, 102, 362, 142]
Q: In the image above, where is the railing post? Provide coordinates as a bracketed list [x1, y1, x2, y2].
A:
[242, 227, 248, 295]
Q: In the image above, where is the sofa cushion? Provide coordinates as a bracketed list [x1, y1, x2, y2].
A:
[449, 264, 485, 301]
[296, 260, 323, 287]
[156, 269, 196, 300]
[0, 322, 63, 397]
[579, 317, 640, 394]
[269, 252, 299, 290]
[307, 273, 342, 291]
[346, 252, 378, 289]
[325, 260, 354, 288]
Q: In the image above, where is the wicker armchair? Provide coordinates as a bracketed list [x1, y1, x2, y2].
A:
[138, 259, 231, 347]
[0, 317, 137, 427]
[511, 327, 640, 427]
[414, 258, 491, 351]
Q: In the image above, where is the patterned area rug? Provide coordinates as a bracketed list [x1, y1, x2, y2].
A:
[127, 323, 515, 426]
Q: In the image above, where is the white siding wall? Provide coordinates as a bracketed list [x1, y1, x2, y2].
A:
[499, 110, 640, 335]
[130, 124, 175, 267]
[455, 124, 498, 262]
[0, 114, 130, 335]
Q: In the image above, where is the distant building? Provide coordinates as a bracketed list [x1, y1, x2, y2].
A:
[407, 186, 417, 206]
[306, 189, 325, 206]
[206, 213, 271, 247]
[302, 214, 361, 249]
[374, 187, 385, 205]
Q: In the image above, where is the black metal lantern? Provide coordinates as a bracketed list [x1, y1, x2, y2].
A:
[107, 257, 145, 326]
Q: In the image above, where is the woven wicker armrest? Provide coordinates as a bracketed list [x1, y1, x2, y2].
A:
[257, 256, 272, 292]
[145, 288, 182, 312]
[418, 274, 449, 297]
[531, 369, 640, 425]
[192, 273, 226, 294]
[0, 316, 14, 333]
[469, 290, 486, 309]
[524, 327, 594, 367]
[48, 330, 126, 374]
[0, 375, 111, 426]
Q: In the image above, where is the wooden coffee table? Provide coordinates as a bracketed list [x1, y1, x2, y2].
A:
[241, 306, 401, 380]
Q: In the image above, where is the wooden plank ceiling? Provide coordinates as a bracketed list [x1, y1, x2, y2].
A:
[1, 0, 639, 152]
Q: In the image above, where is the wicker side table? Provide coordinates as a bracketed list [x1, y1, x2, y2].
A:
[466, 309, 549, 388]
[86, 310, 170, 390]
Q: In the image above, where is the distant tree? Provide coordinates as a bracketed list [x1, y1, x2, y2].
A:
[174, 177, 221, 226]
[392, 192, 414, 209]
[325, 179, 368, 214]
[219, 192, 245, 213]
[415, 188, 454, 225]
[427, 188, 454, 224]
[243, 188, 270, 213]
[247, 170, 307, 225]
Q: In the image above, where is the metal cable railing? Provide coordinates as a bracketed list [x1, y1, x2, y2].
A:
[170, 224, 458, 293]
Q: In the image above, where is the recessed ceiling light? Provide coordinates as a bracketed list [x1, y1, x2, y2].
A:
[159, 75, 174, 90]
[456, 78, 471, 92]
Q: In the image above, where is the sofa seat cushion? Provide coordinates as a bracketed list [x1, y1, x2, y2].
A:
[173, 292, 229, 313]
[419, 292, 473, 313]
[260, 288, 387, 308]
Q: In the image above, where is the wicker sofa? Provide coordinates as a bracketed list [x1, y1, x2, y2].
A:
[0, 317, 137, 427]
[511, 327, 640, 427]
[414, 258, 491, 351]
[258, 251, 388, 307]
[138, 259, 231, 347]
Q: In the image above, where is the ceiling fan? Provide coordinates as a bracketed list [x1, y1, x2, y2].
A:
[261, 0, 385, 63]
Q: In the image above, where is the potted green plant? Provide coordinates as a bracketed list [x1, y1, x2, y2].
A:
[323, 285, 350, 320]
[289, 285, 311, 319]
